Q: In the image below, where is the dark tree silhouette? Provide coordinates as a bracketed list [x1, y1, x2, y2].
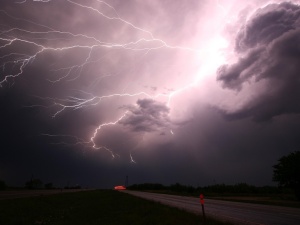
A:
[25, 178, 43, 189]
[0, 180, 6, 190]
[44, 182, 54, 189]
[273, 151, 300, 200]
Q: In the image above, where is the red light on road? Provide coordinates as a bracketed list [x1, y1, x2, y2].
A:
[114, 185, 126, 190]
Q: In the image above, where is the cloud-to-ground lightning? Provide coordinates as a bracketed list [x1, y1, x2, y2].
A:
[0, 0, 230, 161]
[130, 152, 136, 164]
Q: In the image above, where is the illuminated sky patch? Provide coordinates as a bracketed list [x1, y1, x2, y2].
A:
[1, 0, 300, 188]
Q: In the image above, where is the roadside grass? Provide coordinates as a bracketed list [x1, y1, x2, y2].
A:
[0, 190, 232, 225]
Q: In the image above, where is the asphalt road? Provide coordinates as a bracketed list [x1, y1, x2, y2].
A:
[123, 191, 300, 225]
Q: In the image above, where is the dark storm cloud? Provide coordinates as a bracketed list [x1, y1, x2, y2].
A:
[0, 0, 134, 187]
[235, 2, 300, 52]
[2, 0, 300, 190]
[119, 98, 170, 132]
[217, 2, 300, 121]
[217, 47, 264, 90]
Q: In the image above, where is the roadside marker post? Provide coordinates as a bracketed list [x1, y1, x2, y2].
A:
[200, 194, 206, 222]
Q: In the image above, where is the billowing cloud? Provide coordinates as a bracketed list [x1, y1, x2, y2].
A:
[236, 2, 300, 52]
[120, 98, 171, 132]
[217, 2, 300, 121]
[1, 0, 300, 189]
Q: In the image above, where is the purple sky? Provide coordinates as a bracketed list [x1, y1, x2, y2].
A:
[1, 0, 300, 188]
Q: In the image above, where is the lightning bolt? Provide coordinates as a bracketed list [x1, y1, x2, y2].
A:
[16, 0, 52, 3]
[0, 0, 227, 161]
[90, 112, 128, 149]
[130, 153, 136, 164]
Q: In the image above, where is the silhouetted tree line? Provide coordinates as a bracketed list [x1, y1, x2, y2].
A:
[0, 180, 7, 190]
[24, 176, 82, 190]
[25, 178, 43, 189]
[25, 179, 57, 190]
[129, 151, 300, 200]
[64, 185, 81, 189]
[0, 177, 82, 190]
[128, 182, 285, 195]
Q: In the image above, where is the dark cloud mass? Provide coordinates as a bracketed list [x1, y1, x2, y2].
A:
[236, 2, 300, 52]
[1, 0, 300, 189]
[218, 2, 300, 121]
[120, 99, 170, 132]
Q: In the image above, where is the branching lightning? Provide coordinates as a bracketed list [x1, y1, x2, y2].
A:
[0, 0, 228, 161]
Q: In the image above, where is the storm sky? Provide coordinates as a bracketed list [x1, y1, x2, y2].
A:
[1, 0, 300, 188]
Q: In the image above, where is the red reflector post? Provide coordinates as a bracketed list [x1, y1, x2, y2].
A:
[199, 193, 206, 222]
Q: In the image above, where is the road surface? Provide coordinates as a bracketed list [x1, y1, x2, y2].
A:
[123, 191, 300, 225]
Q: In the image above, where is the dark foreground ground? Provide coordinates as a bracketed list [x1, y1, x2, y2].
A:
[0, 190, 231, 225]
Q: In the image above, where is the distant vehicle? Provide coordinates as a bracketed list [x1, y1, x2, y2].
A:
[114, 185, 126, 190]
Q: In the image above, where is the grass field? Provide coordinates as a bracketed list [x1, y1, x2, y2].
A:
[0, 190, 232, 225]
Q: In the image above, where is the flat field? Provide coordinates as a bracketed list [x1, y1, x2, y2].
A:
[0, 190, 232, 225]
